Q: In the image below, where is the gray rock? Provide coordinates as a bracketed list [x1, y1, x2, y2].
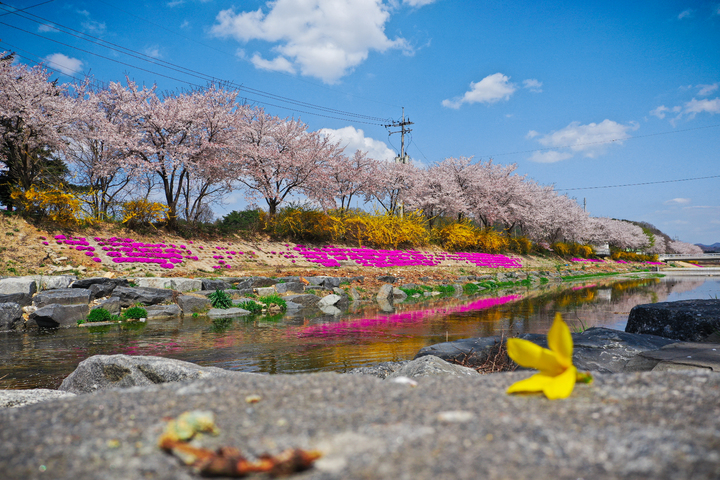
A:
[275, 281, 305, 294]
[376, 283, 394, 304]
[206, 307, 251, 319]
[31, 304, 89, 328]
[2, 371, 720, 480]
[0, 302, 22, 331]
[392, 287, 407, 302]
[306, 276, 325, 287]
[626, 299, 720, 341]
[94, 296, 121, 316]
[377, 298, 394, 313]
[321, 277, 341, 289]
[235, 276, 277, 289]
[201, 279, 231, 291]
[33, 288, 92, 308]
[58, 354, 237, 394]
[634, 342, 720, 372]
[170, 278, 202, 292]
[32, 275, 76, 291]
[348, 287, 362, 302]
[284, 294, 322, 308]
[345, 360, 412, 379]
[453, 283, 464, 295]
[285, 300, 302, 311]
[0, 292, 32, 307]
[387, 355, 480, 379]
[113, 286, 175, 307]
[134, 278, 171, 289]
[71, 277, 129, 299]
[144, 304, 182, 319]
[318, 294, 342, 308]
[416, 327, 681, 374]
[177, 295, 210, 314]
[377, 275, 396, 283]
[255, 286, 276, 296]
[319, 305, 342, 316]
[0, 389, 76, 408]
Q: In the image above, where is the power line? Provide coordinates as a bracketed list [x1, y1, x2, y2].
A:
[93, 0, 402, 109]
[0, 3, 392, 123]
[0, 0, 54, 17]
[482, 123, 720, 158]
[558, 174, 720, 191]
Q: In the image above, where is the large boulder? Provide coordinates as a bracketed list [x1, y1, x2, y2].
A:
[58, 354, 237, 394]
[235, 276, 277, 289]
[113, 286, 175, 307]
[30, 304, 89, 328]
[0, 277, 36, 306]
[201, 279, 231, 291]
[284, 294, 322, 308]
[94, 296, 121, 316]
[386, 355, 480, 379]
[72, 277, 129, 299]
[170, 278, 202, 292]
[0, 389, 76, 408]
[275, 281, 305, 294]
[144, 304, 182, 319]
[415, 327, 680, 374]
[33, 288, 92, 308]
[176, 295, 211, 314]
[31, 275, 76, 291]
[625, 299, 720, 341]
[0, 302, 22, 331]
[206, 307, 251, 319]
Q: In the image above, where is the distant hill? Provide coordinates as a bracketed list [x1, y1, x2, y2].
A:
[697, 243, 720, 253]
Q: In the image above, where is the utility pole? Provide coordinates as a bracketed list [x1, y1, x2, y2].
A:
[384, 108, 414, 217]
[384, 107, 413, 165]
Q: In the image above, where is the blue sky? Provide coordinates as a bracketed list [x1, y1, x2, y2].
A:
[2, 0, 719, 244]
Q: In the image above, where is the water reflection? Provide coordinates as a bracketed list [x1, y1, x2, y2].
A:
[0, 276, 715, 390]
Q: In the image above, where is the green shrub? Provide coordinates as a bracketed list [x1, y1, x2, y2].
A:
[219, 209, 261, 233]
[86, 307, 113, 323]
[463, 283, 480, 294]
[123, 306, 147, 320]
[236, 300, 263, 314]
[258, 293, 287, 312]
[434, 285, 455, 294]
[208, 289, 233, 309]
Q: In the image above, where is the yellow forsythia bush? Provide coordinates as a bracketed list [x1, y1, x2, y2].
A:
[474, 228, 509, 253]
[343, 210, 428, 249]
[10, 186, 84, 227]
[121, 199, 168, 227]
[611, 250, 658, 262]
[437, 222, 479, 251]
[509, 236, 533, 255]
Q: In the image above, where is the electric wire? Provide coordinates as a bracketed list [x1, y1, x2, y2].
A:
[0, 4, 392, 123]
[0, 0, 54, 17]
[559, 174, 720, 191]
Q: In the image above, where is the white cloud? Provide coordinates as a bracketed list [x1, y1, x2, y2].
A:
[528, 119, 638, 163]
[250, 54, 296, 74]
[210, 0, 409, 84]
[682, 97, 720, 117]
[77, 9, 106, 34]
[403, 0, 438, 6]
[697, 83, 719, 96]
[319, 126, 395, 161]
[678, 9, 693, 19]
[650, 105, 669, 119]
[38, 23, 59, 33]
[528, 150, 573, 163]
[43, 53, 83, 76]
[664, 198, 691, 205]
[525, 130, 540, 139]
[143, 45, 162, 59]
[180, 20, 190, 29]
[442, 73, 517, 109]
[522, 78, 543, 93]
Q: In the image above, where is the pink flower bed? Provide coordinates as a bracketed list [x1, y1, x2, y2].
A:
[292, 245, 521, 269]
[570, 258, 604, 263]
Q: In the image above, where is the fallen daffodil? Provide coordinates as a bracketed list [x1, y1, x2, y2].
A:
[506, 313, 592, 400]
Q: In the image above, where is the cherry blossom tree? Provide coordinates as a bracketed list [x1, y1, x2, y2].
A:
[0, 52, 77, 207]
[233, 108, 343, 216]
[669, 240, 703, 255]
[369, 160, 421, 215]
[119, 81, 240, 227]
[319, 149, 380, 211]
[586, 217, 649, 250]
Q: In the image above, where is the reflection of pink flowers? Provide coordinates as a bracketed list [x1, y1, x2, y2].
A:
[295, 294, 521, 339]
[572, 284, 597, 291]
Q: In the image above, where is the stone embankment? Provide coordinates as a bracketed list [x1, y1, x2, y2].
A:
[0, 269, 584, 330]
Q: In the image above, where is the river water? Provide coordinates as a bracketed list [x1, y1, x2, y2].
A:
[1, 275, 718, 390]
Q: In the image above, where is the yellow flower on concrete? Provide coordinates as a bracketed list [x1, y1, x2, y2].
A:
[506, 313, 592, 400]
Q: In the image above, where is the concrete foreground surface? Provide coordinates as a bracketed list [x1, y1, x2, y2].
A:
[1, 371, 719, 480]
